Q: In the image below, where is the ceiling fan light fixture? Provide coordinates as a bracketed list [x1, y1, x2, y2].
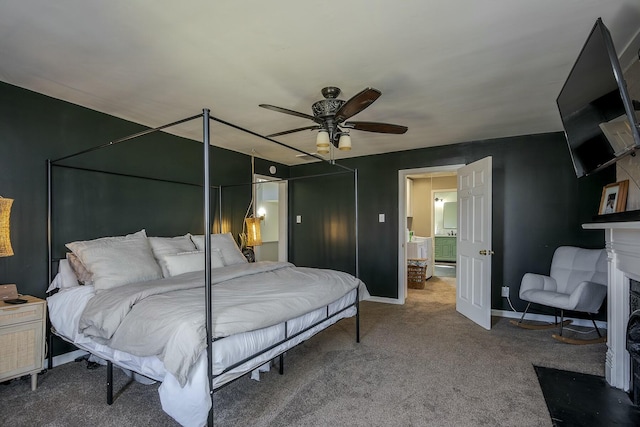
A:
[338, 133, 352, 151]
[317, 145, 330, 155]
[316, 130, 330, 148]
[260, 86, 407, 155]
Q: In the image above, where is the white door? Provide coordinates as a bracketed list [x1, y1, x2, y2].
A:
[456, 156, 492, 330]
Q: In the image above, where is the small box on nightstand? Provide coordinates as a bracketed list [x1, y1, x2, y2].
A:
[0, 295, 47, 390]
[0, 284, 18, 301]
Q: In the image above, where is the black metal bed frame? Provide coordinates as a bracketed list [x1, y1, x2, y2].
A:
[46, 109, 361, 426]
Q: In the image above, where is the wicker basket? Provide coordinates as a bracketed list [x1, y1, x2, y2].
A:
[407, 258, 428, 289]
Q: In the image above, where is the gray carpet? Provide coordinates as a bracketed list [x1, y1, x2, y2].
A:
[0, 278, 606, 426]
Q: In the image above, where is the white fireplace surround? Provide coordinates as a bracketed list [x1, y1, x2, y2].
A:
[583, 220, 640, 390]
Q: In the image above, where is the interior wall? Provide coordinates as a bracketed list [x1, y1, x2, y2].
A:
[291, 133, 614, 314]
[433, 176, 457, 190]
[257, 242, 278, 262]
[288, 171, 356, 275]
[0, 81, 279, 300]
[411, 178, 432, 237]
[410, 175, 458, 237]
[0, 78, 619, 321]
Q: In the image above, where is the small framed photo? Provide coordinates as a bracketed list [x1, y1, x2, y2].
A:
[598, 180, 629, 215]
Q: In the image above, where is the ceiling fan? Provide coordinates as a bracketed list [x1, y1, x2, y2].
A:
[259, 86, 408, 154]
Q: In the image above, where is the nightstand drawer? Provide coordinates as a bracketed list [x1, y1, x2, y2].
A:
[0, 296, 46, 390]
[0, 321, 44, 379]
[0, 302, 44, 327]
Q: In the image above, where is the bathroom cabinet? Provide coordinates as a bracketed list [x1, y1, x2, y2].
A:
[434, 236, 456, 262]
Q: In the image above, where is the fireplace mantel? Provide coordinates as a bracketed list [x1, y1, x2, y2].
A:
[583, 220, 640, 390]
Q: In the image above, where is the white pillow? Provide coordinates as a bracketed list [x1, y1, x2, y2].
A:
[148, 234, 197, 277]
[46, 259, 81, 292]
[65, 230, 162, 293]
[67, 252, 93, 285]
[163, 250, 225, 277]
[190, 232, 247, 266]
[58, 259, 80, 288]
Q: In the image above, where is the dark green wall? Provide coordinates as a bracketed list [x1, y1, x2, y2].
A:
[289, 170, 357, 274]
[1, 78, 615, 326]
[290, 133, 614, 318]
[0, 82, 261, 301]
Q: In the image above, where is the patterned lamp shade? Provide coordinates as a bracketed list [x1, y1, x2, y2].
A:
[245, 217, 262, 247]
[0, 197, 14, 257]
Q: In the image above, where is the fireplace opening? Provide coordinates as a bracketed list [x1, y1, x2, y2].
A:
[627, 279, 640, 405]
[627, 310, 640, 405]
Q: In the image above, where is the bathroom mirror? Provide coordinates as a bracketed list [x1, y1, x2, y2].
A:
[434, 191, 457, 235]
[443, 202, 457, 229]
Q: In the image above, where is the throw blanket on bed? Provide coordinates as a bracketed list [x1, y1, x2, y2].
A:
[78, 261, 366, 386]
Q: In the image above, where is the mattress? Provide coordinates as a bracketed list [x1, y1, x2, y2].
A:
[48, 283, 358, 427]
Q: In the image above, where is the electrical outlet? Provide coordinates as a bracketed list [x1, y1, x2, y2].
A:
[501, 286, 509, 297]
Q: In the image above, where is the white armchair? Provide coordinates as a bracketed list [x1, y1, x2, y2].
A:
[514, 246, 608, 344]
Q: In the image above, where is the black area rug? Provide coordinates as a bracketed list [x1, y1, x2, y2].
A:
[535, 365, 640, 426]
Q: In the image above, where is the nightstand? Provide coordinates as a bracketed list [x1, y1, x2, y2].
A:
[0, 295, 46, 390]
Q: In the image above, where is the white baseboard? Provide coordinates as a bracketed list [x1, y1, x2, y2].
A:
[366, 296, 403, 305]
[48, 349, 88, 369]
[492, 309, 607, 329]
[366, 297, 608, 330]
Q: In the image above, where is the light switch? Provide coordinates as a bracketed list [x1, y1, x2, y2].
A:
[296, 215, 302, 224]
[379, 213, 385, 223]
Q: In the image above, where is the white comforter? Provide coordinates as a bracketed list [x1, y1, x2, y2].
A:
[78, 261, 366, 386]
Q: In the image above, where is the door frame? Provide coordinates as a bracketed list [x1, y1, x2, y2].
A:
[397, 165, 463, 304]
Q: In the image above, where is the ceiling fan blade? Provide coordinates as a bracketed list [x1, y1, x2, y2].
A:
[259, 104, 319, 123]
[265, 125, 320, 138]
[344, 121, 408, 134]
[334, 88, 382, 122]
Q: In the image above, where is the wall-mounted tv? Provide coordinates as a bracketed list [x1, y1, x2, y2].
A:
[557, 18, 640, 178]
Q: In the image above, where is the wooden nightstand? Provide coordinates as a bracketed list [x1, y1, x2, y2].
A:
[0, 295, 46, 390]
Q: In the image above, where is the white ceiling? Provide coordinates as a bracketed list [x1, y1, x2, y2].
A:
[1, 1, 640, 165]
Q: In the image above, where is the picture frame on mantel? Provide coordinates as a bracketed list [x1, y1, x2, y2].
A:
[598, 180, 629, 215]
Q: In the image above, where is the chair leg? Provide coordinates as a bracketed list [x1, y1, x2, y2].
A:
[517, 302, 532, 324]
[559, 310, 565, 336]
[510, 303, 572, 330]
[590, 314, 602, 338]
[552, 311, 607, 345]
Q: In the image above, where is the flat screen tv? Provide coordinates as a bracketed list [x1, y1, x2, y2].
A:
[557, 18, 640, 178]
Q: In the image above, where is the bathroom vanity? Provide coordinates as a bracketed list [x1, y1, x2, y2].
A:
[434, 236, 456, 262]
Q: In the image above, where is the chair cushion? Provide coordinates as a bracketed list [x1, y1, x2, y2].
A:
[520, 289, 573, 310]
[519, 273, 558, 298]
[550, 247, 607, 295]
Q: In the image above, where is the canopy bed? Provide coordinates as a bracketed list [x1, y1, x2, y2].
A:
[45, 110, 366, 426]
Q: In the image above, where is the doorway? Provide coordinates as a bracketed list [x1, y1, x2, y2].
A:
[398, 165, 462, 304]
[253, 174, 288, 262]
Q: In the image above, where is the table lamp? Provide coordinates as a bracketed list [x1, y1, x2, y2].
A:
[0, 197, 13, 258]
